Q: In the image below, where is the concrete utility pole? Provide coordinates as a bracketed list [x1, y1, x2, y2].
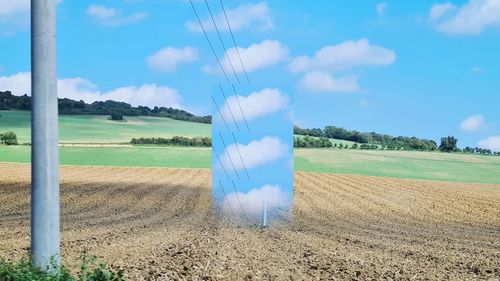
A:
[31, 0, 60, 269]
[261, 193, 268, 227]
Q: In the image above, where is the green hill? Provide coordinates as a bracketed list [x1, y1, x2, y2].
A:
[0, 110, 210, 144]
[295, 148, 500, 184]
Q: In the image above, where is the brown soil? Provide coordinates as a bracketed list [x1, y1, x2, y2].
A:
[0, 163, 499, 280]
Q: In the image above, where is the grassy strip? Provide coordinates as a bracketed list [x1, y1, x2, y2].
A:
[0, 146, 211, 169]
[1, 145, 499, 184]
[0, 254, 124, 281]
[295, 148, 500, 184]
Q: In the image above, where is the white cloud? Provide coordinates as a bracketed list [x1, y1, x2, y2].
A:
[429, 0, 500, 35]
[147, 46, 198, 72]
[376, 2, 387, 16]
[0, 0, 29, 17]
[0, 0, 63, 34]
[220, 88, 289, 123]
[206, 40, 288, 75]
[0, 0, 30, 34]
[459, 114, 485, 132]
[478, 135, 500, 152]
[299, 72, 360, 93]
[222, 184, 292, 217]
[289, 39, 396, 73]
[0, 72, 31, 95]
[220, 136, 288, 171]
[429, 3, 456, 20]
[186, 2, 273, 32]
[0, 72, 182, 109]
[86, 5, 148, 26]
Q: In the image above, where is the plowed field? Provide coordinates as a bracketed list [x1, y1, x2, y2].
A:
[1, 163, 499, 280]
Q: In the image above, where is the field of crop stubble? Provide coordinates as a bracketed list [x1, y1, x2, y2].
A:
[0, 163, 499, 280]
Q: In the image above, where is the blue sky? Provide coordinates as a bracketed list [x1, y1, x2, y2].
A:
[0, 0, 499, 150]
[211, 84, 293, 224]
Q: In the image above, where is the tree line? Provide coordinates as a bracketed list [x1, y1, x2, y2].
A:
[0, 91, 211, 124]
[295, 127, 499, 155]
[130, 136, 212, 147]
[295, 126, 438, 151]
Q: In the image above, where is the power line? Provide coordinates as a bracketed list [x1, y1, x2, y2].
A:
[219, 131, 240, 180]
[218, 0, 250, 83]
[213, 145, 231, 180]
[204, 0, 240, 84]
[219, 83, 240, 132]
[211, 95, 230, 132]
[218, 180, 234, 218]
[231, 132, 250, 180]
[231, 84, 250, 131]
[231, 180, 250, 223]
[189, 0, 230, 84]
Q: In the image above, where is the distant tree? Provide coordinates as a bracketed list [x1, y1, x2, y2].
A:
[472, 147, 493, 155]
[201, 137, 212, 147]
[110, 112, 124, 121]
[359, 144, 371, 150]
[319, 137, 332, 148]
[438, 136, 458, 152]
[0, 131, 18, 145]
[130, 136, 211, 147]
[351, 143, 358, 149]
[463, 146, 474, 154]
[0, 91, 211, 124]
[295, 125, 440, 152]
[309, 128, 323, 137]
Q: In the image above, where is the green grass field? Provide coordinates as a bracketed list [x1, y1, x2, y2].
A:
[0, 145, 210, 168]
[295, 148, 500, 184]
[1, 145, 499, 184]
[0, 110, 210, 144]
[1, 111, 499, 183]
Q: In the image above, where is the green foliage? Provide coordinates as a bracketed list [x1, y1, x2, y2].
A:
[0, 131, 18, 145]
[130, 136, 212, 147]
[294, 125, 438, 151]
[293, 136, 332, 148]
[0, 91, 211, 124]
[358, 143, 378, 150]
[439, 136, 458, 152]
[463, 146, 494, 155]
[0, 254, 124, 281]
[109, 113, 123, 121]
[77, 252, 124, 281]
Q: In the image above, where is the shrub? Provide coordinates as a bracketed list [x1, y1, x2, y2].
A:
[0, 131, 18, 145]
[130, 136, 212, 147]
[109, 113, 123, 121]
[0, 253, 124, 281]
